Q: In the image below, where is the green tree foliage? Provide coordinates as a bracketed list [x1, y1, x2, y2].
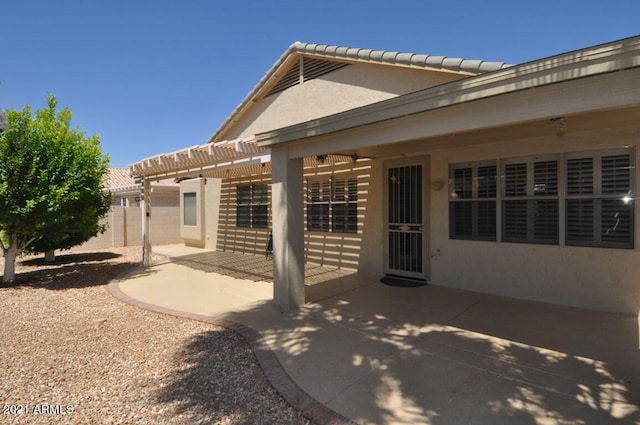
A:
[0, 94, 111, 284]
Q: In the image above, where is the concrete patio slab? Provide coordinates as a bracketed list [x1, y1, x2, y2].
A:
[111, 246, 640, 425]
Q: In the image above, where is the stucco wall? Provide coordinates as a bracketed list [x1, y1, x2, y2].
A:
[226, 64, 464, 140]
[79, 206, 181, 250]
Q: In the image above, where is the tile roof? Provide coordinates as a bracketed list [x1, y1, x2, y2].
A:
[105, 167, 135, 190]
[291, 42, 512, 74]
[107, 167, 177, 190]
[209, 41, 512, 143]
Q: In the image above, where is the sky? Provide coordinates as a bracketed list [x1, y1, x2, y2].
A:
[2, 1, 639, 168]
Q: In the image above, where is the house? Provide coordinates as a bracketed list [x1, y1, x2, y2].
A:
[129, 36, 640, 314]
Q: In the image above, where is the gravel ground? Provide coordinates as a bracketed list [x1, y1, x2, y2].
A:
[0, 246, 311, 424]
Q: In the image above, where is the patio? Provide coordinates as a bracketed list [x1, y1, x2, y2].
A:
[113, 245, 640, 425]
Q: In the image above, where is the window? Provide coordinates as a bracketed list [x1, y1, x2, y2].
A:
[183, 192, 197, 226]
[502, 157, 559, 244]
[566, 150, 633, 248]
[307, 176, 358, 233]
[236, 183, 268, 228]
[448, 148, 634, 249]
[449, 162, 497, 240]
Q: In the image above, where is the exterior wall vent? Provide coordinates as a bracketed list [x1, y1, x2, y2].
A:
[264, 58, 349, 98]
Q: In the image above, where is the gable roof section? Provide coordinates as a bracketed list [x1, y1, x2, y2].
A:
[209, 41, 512, 142]
[255, 36, 640, 150]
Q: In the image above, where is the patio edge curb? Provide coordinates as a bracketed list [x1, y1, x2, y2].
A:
[106, 277, 357, 425]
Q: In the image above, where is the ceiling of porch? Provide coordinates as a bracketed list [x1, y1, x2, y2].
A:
[286, 103, 640, 162]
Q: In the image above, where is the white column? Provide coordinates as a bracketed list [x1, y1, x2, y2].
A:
[142, 178, 153, 266]
[271, 147, 304, 310]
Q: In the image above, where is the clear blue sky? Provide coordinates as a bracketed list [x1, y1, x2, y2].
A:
[2, 1, 638, 167]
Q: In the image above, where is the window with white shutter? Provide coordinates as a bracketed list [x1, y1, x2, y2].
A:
[307, 176, 358, 233]
[307, 179, 331, 231]
[236, 183, 269, 228]
[566, 150, 634, 248]
[449, 162, 497, 240]
[448, 148, 634, 249]
[502, 157, 559, 244]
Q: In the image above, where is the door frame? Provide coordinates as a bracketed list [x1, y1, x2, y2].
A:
[383, 157, 430, 280]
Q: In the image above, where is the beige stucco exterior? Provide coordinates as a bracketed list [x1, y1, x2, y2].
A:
[426, 125, 640, 314]
[80, 206, 181, 250]
[225, 64, 464, 140]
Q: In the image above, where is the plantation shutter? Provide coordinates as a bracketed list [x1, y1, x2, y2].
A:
[600, 154, 632, 246]
[236, 185, 252, 227]
[504, 163, 528, 240]
[307, 179, 331, 231]
[450, 164, 496, 240]
[332, 176, 358, 233]
[566, 152, 633, 248]
[533, 161, 558, 242]
[252, 184, 269, 228]
[503, 159, 558, 244]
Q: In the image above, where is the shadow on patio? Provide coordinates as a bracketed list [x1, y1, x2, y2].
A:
[214, 284, 640, 424]
[157, 248, 379, 303]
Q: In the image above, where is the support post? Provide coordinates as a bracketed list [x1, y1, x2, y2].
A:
[142, 178, 153, 266]
[271, 147, 304, 310]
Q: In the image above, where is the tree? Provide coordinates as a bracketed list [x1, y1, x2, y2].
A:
[0, 94, 111, 284]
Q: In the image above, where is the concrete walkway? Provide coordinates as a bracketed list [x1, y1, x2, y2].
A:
[110, 245, 640, 425]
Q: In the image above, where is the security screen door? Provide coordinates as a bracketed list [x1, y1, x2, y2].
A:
[386, 164, 425, 279]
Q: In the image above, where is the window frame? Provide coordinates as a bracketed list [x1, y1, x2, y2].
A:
[501, 155, 560, 245]
[236, 183, 269, 229]
[306, 174, 358, 234]
[448, 147, 635, 250]
[565, 148, 634, 249]
[183, 192, 197, 226]
[448, 161, 497, 241]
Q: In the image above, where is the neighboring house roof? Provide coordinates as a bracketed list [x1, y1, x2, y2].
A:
[105, 167, 178, 193]
[209, 41, 512, 143]
[106, 167, 136, 190]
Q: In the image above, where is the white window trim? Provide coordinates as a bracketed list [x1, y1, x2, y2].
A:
[448, 161, 498, 241]
[448, 147, 635, 249]
[236, 183, 269, 229]
[306, 174, 359, 234]
[501, 154, 560, 245]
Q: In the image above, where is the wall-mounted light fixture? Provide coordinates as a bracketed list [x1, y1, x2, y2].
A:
[550, 117, 565, 138]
